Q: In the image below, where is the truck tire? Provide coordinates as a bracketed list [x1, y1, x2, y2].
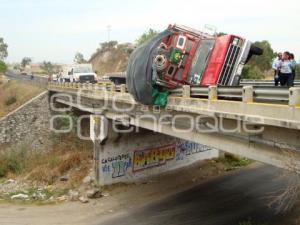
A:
[250, 45, 263, 56]
[245, 45, 263, 63]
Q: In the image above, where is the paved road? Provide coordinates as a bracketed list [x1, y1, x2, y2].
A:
[5, 71, 48, 85]
[97, 165, 297, 225]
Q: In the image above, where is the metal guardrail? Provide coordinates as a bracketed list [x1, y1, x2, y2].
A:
[169, 86, 290, 103]
[240, 79, 300, 86]
[48, 82, 300, 106]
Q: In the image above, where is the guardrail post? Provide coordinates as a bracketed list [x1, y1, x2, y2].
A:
[111, 84, 116, 92]
[103, 83, 108, 91]
[208, 86, 218, 100]
[93, 83, 97, 91]
[182, 85, 190, 98]
[120, 84, 126, 93]
[88, 83, 93, 91]
[289, 87, 300, 107]
[242, 86, 253, 103]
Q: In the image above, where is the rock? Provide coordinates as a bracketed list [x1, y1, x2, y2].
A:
[82, 176, 92, 184]
[59, 175, 69, 182]
[101, 192, 110, 197]
[68, 190, 79, 201]
[86, 188, 102, 199]
[79, 196, 89, 203]
[11, 193, 29, 200]
[5, 179, 16, 184]
[56, 195, 68, 202]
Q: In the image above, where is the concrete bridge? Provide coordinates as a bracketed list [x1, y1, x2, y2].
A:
[48, 82, 300, 184]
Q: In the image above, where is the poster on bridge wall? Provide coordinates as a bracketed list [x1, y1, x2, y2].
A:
[98, 133, 219, 185]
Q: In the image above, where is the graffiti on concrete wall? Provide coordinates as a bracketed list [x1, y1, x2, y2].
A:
[100, 141, 215, 180]
[175, 141, 212, 161]
[101, 154, 132, 178]
[133, 145, 176, 172]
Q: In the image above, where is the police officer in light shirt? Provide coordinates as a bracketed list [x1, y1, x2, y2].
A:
[272, 53, 282, 86]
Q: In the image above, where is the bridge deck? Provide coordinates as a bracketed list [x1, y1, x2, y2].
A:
[48, 82, 300, 130]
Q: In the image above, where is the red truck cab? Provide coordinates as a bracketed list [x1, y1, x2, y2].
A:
[153, 24, 257, 88]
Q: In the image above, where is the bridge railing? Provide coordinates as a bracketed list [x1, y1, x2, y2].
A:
[240, 79, 300, 86]
[48, 82, 300, 107]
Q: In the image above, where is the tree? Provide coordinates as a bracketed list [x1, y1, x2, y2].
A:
[241, 65, 264, 79]
[41, 61, 54, 75]
[136, 29, 159, 46]
[74, 52, 87, 64]
[247, 40, 274, 72]
[96, 41, 118, 53]
[240, 40, 274, 80]
[296, 65, 300, 79]
[21, 57, 32, 68]
[217, 32, 227, 37]
[0, 60, 7, 74]
[0, 38, 8, 60]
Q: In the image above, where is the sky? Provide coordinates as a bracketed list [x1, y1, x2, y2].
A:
[1, 0, 300, 63]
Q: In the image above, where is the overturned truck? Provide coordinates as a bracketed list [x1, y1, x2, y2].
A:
[126, 24, 262, 106]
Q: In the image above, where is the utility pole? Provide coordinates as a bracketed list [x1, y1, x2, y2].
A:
[106, 25, 111, 42]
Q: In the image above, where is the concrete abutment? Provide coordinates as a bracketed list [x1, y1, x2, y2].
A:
[90, 115, 220, 186]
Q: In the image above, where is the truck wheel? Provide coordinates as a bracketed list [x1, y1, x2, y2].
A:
[245, 45, 263, 63]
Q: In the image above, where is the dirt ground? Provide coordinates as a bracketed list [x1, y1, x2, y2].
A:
[0, 159, 235, 225]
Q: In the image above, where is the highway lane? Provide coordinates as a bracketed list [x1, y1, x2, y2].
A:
[97, 165, 298, 225]
[5, 71, 48, 85]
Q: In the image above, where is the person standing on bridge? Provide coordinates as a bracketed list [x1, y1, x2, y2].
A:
[277, 51, 293, 87]
[272, 53, 282, 86]
[289, 53, 297, 86]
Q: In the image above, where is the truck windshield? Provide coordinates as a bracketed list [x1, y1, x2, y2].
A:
[73, 67, 93, 74]
[188, 39, 215, 84]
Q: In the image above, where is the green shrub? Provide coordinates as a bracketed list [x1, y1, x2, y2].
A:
[0, 144, 29, 177]
[296, 65, 300, 79]
[217, 154, 253, 170]
[241, 65, 265, 80]
[5, 95, 17, 106]
[0, 60, 7, 74]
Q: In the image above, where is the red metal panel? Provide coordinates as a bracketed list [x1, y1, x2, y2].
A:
[200, 35, 232, 86]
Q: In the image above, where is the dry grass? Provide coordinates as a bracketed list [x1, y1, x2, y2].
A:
[0, 134, 93, 188]
[0, 80, 44, 117]
[267, 148, 300, 214]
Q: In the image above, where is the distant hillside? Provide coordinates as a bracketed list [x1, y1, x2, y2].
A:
[89, 41, 135, 76]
